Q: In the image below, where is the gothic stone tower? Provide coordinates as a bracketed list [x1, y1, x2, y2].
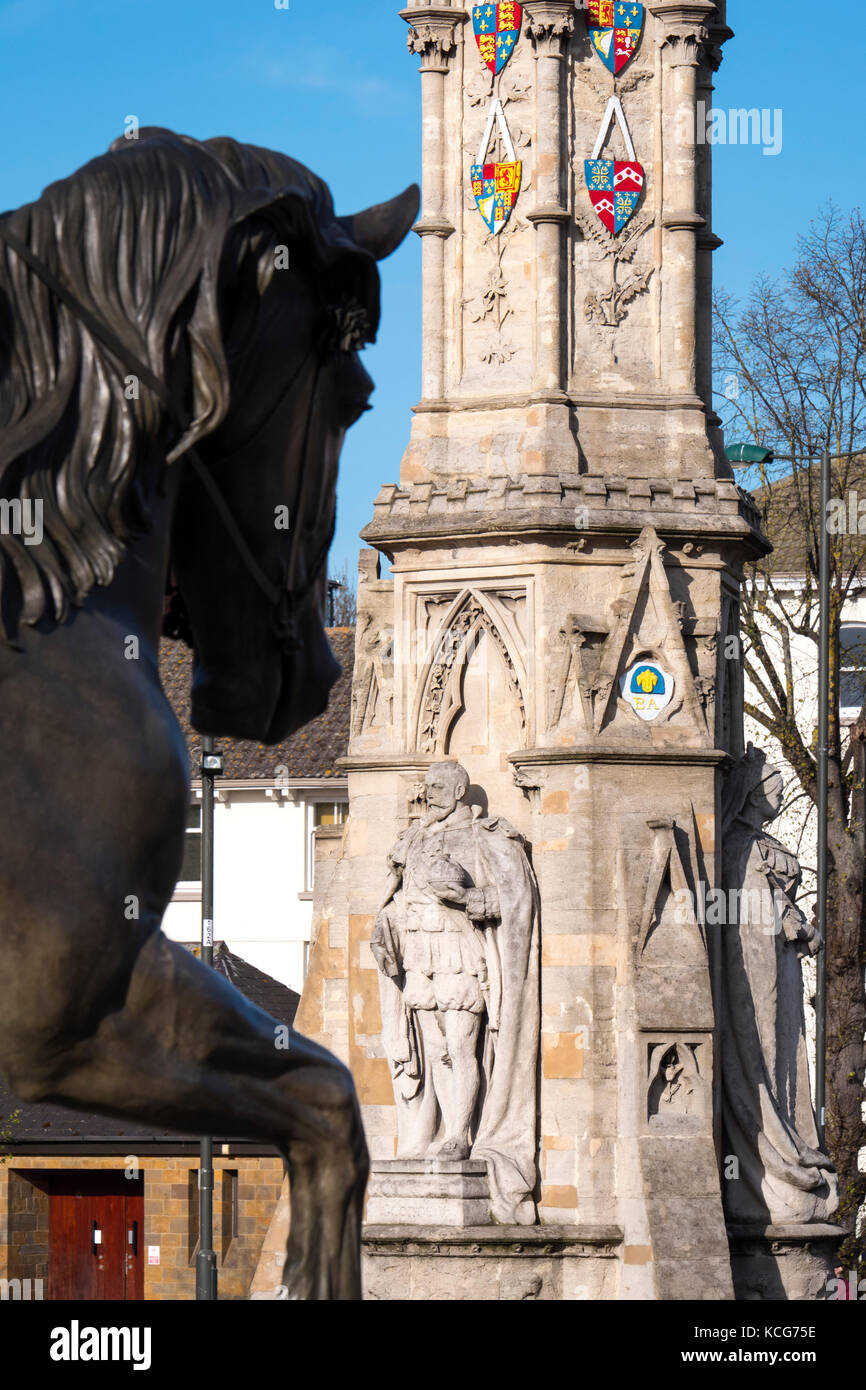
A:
[293, 0, 772, 1301]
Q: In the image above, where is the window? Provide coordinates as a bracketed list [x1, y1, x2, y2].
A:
[188, 1169, 199, 1263]
[840, 625, 866, 717]
[178, 801, 202, 888]
[221, 1169, 239, 1263]
[305, 801, 348, 892]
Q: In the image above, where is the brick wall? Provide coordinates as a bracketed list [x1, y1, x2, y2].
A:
[0, 1154, 284, 1302]
[4, 1169, 50, 1285]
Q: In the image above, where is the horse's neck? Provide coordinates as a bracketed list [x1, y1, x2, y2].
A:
[85, 481, 180, 660]
[0, 465, 190, 911]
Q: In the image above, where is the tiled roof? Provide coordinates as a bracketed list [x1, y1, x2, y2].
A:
[749, 466, 866, 576]
[0, 945, 299, 1145]
[159, 627, 354, 780]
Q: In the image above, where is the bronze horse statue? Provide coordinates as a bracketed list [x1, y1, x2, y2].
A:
[0, 128, 418, 1299]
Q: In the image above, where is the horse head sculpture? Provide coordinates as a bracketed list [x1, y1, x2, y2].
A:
[0, 129, 418, 1299]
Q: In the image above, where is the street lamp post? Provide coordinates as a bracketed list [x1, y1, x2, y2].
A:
[726, 442, 832, 1144]
[196, 734, 222, 1300]
[815, 449, 830, 1142]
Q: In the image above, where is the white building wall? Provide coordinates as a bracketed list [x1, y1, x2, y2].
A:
[743, 584, 866, 914]
[161, 785, 346, 995]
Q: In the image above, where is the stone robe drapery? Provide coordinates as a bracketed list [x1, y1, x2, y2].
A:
[721, 823, 839, 1226]
[374, 813, 539, 1225]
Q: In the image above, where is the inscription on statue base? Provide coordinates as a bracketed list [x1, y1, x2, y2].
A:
[366, 1159, 491, 1227]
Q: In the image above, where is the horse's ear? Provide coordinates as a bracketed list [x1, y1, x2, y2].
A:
[337, 184, 420, 261]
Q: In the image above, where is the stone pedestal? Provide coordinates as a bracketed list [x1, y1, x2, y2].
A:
[363, 1224, 623, 1301]
[366, 1159, 491, 1226]
[728, 1224, 843, 1302]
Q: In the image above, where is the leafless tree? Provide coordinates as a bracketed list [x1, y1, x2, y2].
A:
[328, 561, 357, 627]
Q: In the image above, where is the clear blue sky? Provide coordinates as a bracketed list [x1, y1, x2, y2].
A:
[0, 1, 854, 580]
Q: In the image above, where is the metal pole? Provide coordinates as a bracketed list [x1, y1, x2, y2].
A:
[815, 447, 830, 1145]
[196, 734, 219, 1300]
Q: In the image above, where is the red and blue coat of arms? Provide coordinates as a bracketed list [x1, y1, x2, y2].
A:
[471, 160, 523, 235]
[587, 1, 644, 74]
[472, 3, 523, 74]
[584, 159, 644, 235]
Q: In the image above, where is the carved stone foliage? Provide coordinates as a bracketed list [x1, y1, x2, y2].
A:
[525, 4, 575, 47]
[577, 207, 655, 329]
[463, 235, 517, 365]
[412, 588, 528, 754]
[580, 58, 654, 105]
[511, 763, 548, 798]
[465, 66, 531, 111]
[406, 20, 458, 71]
[584, 264, 654, 327]
[659, 28, 706, 68]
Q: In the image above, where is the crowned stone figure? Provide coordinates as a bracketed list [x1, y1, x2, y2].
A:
[720, 747, 839, 1225]
[371, 761, 540, 1225]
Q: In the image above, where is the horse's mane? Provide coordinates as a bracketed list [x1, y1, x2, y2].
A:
[0, 128, 379, 638]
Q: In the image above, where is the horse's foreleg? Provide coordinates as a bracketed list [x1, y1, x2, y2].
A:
[8, 931, 368, 1300]
[281, 1136, 369, 1299]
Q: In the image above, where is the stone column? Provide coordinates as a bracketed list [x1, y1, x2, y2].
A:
[400, 7, 464, 402]
[696, 15, 733, 466]
[648, 1, 717, 397]
[524, 2, 574, 395]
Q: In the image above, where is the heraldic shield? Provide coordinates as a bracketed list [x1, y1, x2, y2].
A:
[472, 3, 523, 75]
[585, 158, 644, 235]
[471, 96, 522, 234]
[587, 1, 644, 75]
[471, 160, 522, 234]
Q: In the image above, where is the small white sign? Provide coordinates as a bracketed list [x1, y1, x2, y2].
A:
[621, 660, 674, 721]
[148, 1246, 160, 1266]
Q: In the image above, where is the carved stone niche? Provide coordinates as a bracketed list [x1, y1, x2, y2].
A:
[645, 1036, 711, 1134]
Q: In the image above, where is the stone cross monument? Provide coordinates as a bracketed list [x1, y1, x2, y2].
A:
[252, 1, 841, 1301]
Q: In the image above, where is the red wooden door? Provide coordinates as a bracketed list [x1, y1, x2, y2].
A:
[48, 1172, 144, 1300]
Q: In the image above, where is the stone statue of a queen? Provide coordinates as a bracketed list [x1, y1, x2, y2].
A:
[371, 761, 540, 1225]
